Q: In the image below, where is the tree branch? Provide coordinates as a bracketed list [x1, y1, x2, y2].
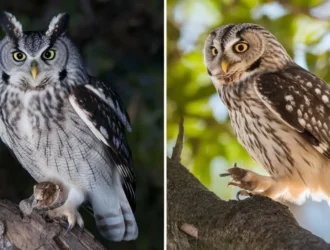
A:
[171, 117, 184, 162]
[0, 188, 105, 250]
[167, 119, 330, 250]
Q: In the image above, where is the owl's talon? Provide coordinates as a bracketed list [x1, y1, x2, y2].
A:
[220, 163, 240, 178]
[227, 166, 248, 181]
[76, 212, 84, 229]
[220, 173, 232, 177]
[228, 181, 241, 187]
[236, 190, 252, 200]
[48, 203, 84, 233]
[221, 165, 276, 199]
[65, 224, 73, 235]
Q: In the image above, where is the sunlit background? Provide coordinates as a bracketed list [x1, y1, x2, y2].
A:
[167, 0, 330, 242]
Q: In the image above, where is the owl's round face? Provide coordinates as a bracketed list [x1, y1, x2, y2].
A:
[0, 12, 86, 93]
[0, 33, 70, 90]
[204, 23, 291, 88]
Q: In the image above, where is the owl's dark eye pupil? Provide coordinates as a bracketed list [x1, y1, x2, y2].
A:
[42, 49, 55, 60]
[238, 45, 244, 51]
[17, 53, 23, 59]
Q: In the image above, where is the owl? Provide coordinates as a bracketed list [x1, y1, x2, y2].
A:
[0, 12, 138, 241]
[204, 23, 330, 205]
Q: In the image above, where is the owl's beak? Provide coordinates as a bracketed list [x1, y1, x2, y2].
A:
[221, 60, 229, 73]
[31, 61, 38, 79]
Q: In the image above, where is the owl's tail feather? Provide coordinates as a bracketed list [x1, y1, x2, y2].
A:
[91, 186, 138, 241]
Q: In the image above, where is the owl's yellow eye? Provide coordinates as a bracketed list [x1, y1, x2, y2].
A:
[42, 49, 56, 60]
[13, 51, 26, 62]
[211, 47, 218, 56]
[233, 42, 249, 53]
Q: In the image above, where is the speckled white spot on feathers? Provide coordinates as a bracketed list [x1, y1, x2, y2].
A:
[286, 105, 293, 112]
[285, 95, 294, 101]
[311, 117, 316, 125]
[315, 88, 321, 95]
[324, 123, 328, 130]
[304, 96, 310, 106]
[298, 118, 306, 127]
[297, 109, 302, 117]
[306, 82, 312, 88]
[322, 95, 329, 104]
[100, 126, 109, 139]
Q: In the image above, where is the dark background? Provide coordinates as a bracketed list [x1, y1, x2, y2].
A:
[0, 0, 164, 249]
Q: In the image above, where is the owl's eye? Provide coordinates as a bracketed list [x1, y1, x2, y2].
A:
[211, 47, 218, 56]
[233, 42, 249, 53]
[42, 49, 56, 60]
[13, 51, 27, 62]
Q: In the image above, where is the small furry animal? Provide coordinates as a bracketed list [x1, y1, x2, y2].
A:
[0, 11, 138, 241]
[204, 23, 330, 205]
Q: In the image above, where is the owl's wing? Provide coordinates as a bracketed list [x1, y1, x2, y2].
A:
[254, 64, 330, 159]
[69, 77, 136, 211]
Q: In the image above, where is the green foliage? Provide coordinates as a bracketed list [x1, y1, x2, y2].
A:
[167, 0, 330, 199]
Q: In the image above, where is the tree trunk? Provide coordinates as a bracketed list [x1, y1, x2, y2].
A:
[0, 200, 105, 250]
[167, 118, 330, 250]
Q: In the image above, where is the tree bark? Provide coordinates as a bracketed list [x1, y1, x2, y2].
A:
[167, 119, 330, 250]
[0, 200, 105, 250]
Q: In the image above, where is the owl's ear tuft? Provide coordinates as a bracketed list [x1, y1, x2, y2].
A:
[0, 11, 23, 42]
[46, 13, 69, 43]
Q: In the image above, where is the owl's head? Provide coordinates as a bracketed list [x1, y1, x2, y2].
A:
[204, 23, 292, 88]
[0, 11, 86, 91]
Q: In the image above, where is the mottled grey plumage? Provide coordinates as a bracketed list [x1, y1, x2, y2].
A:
[204, 23, 330, 205]
[0, 11, 138, 241]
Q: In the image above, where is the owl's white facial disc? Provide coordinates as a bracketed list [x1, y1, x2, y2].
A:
[0, 12, 89, 135]
[0, 34, 67, 90]
[0, 12, 87, 93]
[203, 23, 291, 89]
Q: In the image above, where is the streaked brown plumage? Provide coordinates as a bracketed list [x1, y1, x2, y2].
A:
[204, 23, 330, 205]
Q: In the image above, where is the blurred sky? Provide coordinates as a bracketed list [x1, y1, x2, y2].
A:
[168, 0, 330, 242]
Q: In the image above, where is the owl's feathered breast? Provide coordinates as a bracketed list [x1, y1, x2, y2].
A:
[0, 81, 102, 184]
[0, 78, 68, 133]
[218, 74, 326, 179]
[0, 76, 136, 211]
[218, 79, 292, 176]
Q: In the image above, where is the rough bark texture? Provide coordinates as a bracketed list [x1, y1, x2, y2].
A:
[0, 200, 105, 250]
[167, 119, 330, 250]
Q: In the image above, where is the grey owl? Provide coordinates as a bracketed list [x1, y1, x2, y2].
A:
[0, 12, 138, 241]
[204, 23, 330, 205]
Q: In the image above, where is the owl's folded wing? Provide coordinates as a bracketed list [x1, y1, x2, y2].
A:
[254, 64, 330, 159]
[69, 77, 136, 211]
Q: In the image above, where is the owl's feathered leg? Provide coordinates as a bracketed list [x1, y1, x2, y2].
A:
[91, 172, 138, 241]
[47, 187, 85, 231]
[220, 164, 286, 200]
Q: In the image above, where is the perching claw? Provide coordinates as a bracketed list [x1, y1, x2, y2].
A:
[236, 190, 252, 201]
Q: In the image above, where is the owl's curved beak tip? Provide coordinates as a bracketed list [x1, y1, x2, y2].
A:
[31, 62, 38, 79]
[221, 60, 229, 73]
